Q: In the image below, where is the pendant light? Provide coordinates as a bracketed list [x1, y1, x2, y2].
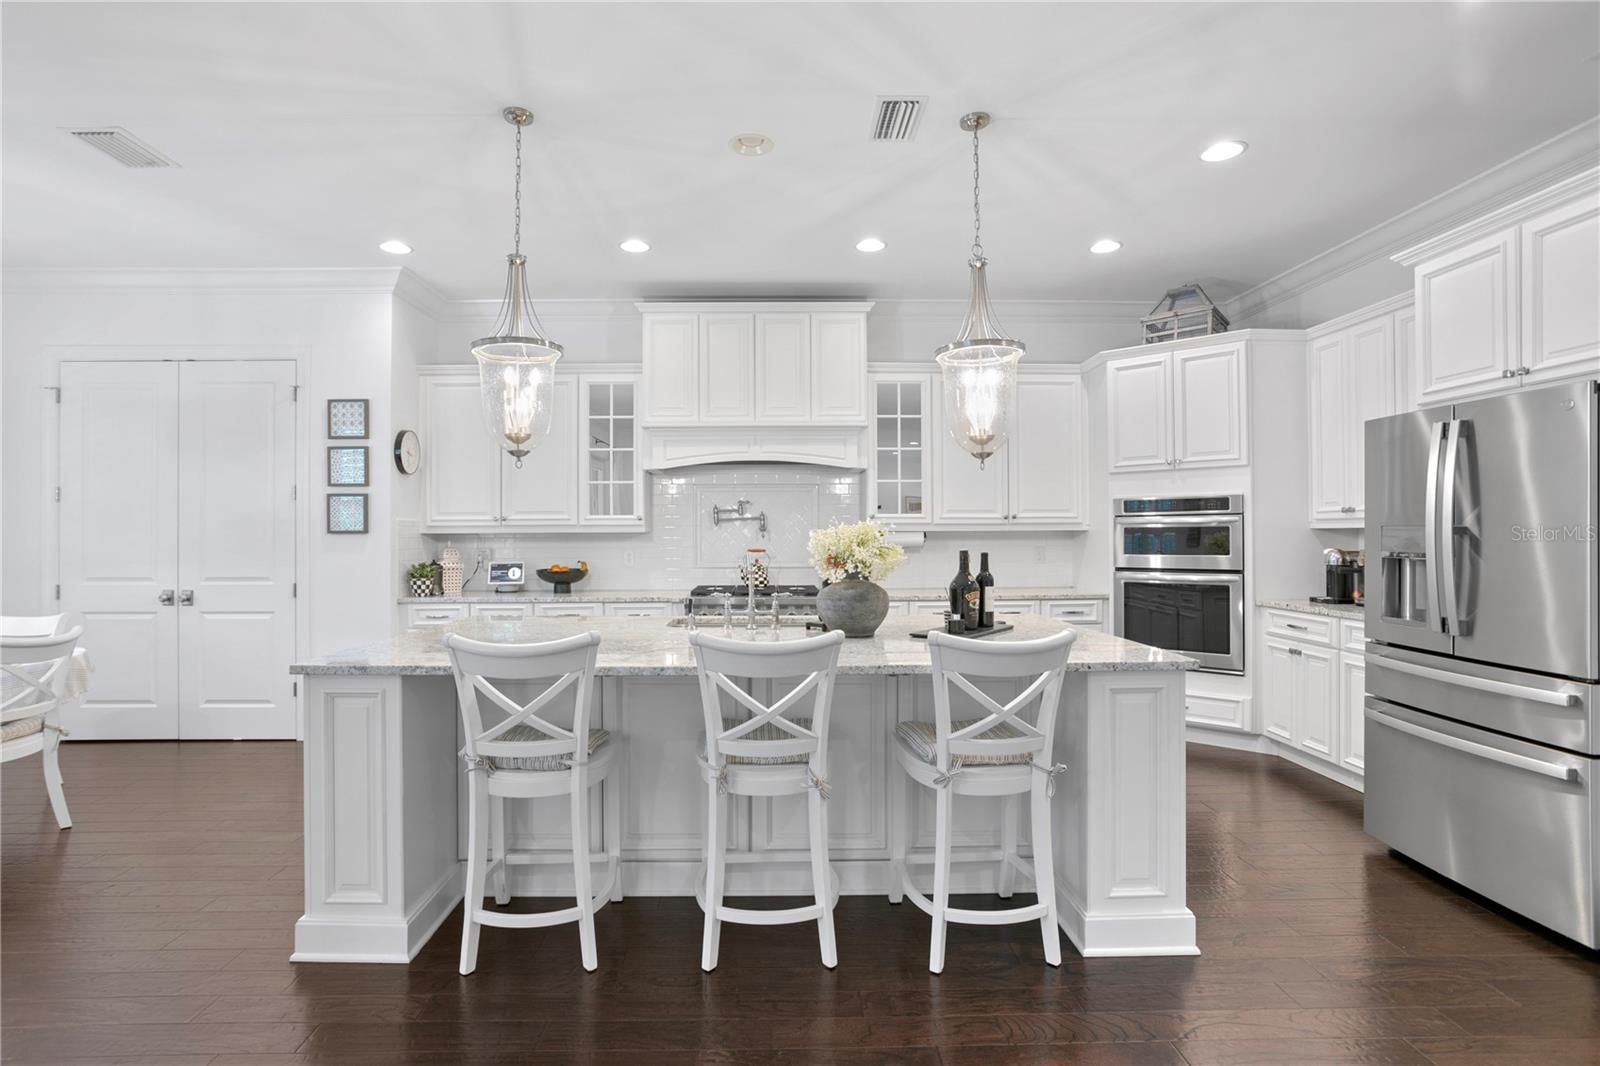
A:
[471, 106, 563, 468]
[935, 111, 1024, 469]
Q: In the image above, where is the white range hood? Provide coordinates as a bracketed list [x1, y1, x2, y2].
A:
[644, 424, 865, 472]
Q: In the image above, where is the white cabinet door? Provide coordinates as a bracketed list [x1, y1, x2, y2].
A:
[810, 312, 868, 422]
[869, 374, 931, 522]
[753, 313, 811, 422]
[1307, 335, 1349, 523]
[1106, 353, 1172, 471]
[58, 361, 181, 739]
[1009, 375, 1084, 526]
[1172, 343, 1248, 468]
[501, 377, 578, 527]
[1520, 196, 1600, 384]
[468, 603, 531, 622]
[409, 603, 469, 627]
[1261, 638, 1296, 744]
[1340, 653, 1366, 775]
[930, 417, 1008, 525]
[175, 361, 298, 740]
[642, 314, 699, 423]
[1296, 644, 1336, 763]
[699, 313, 755, 422]
[533, 601, 603, 618]
[1415, 228, 1518, 403]
[1345, 316, 1394, 515]
[421, 372, 501, 529]
[1393, 306, 1418, 413]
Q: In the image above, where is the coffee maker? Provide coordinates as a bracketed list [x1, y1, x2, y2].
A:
[1313, 548, 1362, 605]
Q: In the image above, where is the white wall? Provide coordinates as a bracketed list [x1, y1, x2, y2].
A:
[1, 270, 402, 658]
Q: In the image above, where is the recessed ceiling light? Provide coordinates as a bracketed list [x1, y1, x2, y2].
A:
[855, 237, 886, 253]
[1089, 238, 1122, 254]
[619, 238, 650, 254]
[378, 239, 412, 255]
[1200, 140, 1247, 163]
[730, 133, 774, 156]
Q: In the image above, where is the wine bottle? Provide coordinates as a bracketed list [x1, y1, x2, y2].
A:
[977, 552, 994, 629]
[947, 550, 970, 634]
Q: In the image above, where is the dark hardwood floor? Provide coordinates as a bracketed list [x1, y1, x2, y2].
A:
[3, 741, 1597, 1065]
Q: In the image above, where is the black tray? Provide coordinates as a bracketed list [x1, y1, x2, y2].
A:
[909, 621, 1015, 640]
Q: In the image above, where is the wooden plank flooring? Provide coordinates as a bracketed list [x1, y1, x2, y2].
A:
[4, 741, 1598, 1065]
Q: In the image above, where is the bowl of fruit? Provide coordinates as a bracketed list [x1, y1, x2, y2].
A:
[536, 561, 589, 594]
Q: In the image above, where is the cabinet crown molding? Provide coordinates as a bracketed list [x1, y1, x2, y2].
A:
[1304, 292, 1414, 339]
[1392, 166, 1599, 267]
[635, 301, 875, 314]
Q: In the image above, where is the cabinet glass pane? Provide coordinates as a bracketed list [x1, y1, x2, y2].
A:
[589, 418, 610, 448]
[589, 385, 610, 417]
[899, 420, 920, 448]
[877, 382, 897, 415]
[876, 449, 898, 480]
[614, 419, 634, 448]
[614, 450, 634, 481]
[584, 381, 638, 520]
[590, 450, 612, 482]
[900, 383, 920, 416]
[901, 451, 921, 480]
[614, 484, 633, 516]
[613, 384, 633, 417]
[876, 418, 897, 448]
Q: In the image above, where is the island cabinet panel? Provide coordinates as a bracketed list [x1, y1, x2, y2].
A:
[758, 676, 890, 855]
[614, 677, 743, 859]
[903, 678, 1025, 850]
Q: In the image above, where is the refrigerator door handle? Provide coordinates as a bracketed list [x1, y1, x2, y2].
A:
[1365, 704, 1580, 782]
[1439, 418, 1464, 635]
[1367, 648, 1583, 707]
[1424, 418, 1447, 634]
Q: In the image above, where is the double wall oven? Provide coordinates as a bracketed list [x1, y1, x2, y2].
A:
[1113, 495, 1246, 674]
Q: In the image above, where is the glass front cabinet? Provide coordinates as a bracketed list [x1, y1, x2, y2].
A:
[870, 372, 930, 525]
[580, 373, 646, 529]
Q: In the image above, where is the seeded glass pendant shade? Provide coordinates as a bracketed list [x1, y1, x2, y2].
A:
[936, 112, 1024, 469]
[471, 107, 563, 467]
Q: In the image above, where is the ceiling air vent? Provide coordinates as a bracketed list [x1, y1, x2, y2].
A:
[870, 97, 925, 142]
[64, 127, 179, 168]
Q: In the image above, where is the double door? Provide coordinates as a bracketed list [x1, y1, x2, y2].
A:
[58, 361, 298, 739]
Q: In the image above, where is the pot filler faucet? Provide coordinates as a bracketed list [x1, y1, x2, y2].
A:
[711, 498, 767, 536]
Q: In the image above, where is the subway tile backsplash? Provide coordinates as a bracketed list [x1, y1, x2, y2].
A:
[408, 464, 1082, 593]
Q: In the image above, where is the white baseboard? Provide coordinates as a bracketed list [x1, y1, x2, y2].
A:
[1186, 727, 1364, 792]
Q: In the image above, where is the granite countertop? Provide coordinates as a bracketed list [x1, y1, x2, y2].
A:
[399, 587, 1111, 606]
[294, 615, 1191, 677]
[1257, 598, 1366, 620]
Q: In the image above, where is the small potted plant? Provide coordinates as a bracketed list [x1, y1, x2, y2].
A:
[808, 520, 906, 638]
[406, 562, 438, 598]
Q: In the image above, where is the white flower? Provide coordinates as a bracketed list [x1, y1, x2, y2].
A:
[807, 520, 906, 584]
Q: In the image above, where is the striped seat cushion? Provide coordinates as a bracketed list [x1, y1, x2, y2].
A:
[485, 725, 609, 772]
[894, 719, 1034, 766]
[703, 717, 815, 766]
[0, 716, 45, 743]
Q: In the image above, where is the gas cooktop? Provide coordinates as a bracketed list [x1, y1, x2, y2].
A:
[688, 584, 819, 598]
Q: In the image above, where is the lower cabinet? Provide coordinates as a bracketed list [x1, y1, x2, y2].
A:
[1258, 611, 1366, 782]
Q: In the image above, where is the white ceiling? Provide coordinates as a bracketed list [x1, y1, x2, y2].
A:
[3, 2, 1597, 303]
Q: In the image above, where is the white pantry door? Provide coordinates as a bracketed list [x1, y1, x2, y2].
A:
[58, 360, 297, 740]
[176, 361, 297, 739]
[58, 362, 182, 739]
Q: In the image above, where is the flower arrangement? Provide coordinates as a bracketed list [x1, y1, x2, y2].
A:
[808, 520, 906, 584]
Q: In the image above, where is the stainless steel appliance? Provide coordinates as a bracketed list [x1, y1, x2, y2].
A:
[1113, 495, 1246, 674]
[1315, 548, 1361, 605]
[487, 561, 525, 593]
[1363, 378, 1599, 948]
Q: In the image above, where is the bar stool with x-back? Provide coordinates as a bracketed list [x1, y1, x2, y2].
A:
[444, 630, 620, 975]
[889, 627, 1077, 973]
[690, 628, 847, 972]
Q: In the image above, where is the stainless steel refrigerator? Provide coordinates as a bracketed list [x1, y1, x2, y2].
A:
[1364, 377, 1599, 948]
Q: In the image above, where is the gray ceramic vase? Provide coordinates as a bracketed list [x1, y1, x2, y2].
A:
[817, 575, 890, 638]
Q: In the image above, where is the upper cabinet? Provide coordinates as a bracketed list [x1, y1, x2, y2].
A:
[1304, 297, 1412, 526]
[1396, 168, 1599, 406]
[419, 367, 642, 533]
[640, 303, 869, 426]
[1107, 341, 1247, 472]
[869, 367, 1086, 531]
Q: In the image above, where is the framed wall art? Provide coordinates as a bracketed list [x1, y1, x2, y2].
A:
[326, 493, 369, 534]
[326, 446, 369, 487]
[327, 399, 369, 439]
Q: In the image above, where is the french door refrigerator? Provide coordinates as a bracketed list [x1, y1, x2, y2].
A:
[1363, 377, 1599, 948]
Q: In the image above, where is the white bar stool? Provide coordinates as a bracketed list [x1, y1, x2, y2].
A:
[888, 627, 1077, 973]
[444, 630, 620, 974]
[1, 614, 85, 831]
[690, 628, 846, 972]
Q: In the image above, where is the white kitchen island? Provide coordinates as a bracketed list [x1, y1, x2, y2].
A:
[289, 616, 1196, 963]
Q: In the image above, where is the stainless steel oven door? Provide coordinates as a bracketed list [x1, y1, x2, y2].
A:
[1113, 570, 1245, 673]
[1113, 514, 1245, 571]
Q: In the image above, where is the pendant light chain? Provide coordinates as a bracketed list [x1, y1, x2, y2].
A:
[970, 124, 983, 264]
[512, 121, 523, 258]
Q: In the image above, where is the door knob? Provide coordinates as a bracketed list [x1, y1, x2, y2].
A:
[158, 589, 175, 606]
[178, 590, 194, 606]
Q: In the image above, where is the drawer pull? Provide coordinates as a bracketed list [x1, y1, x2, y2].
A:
[1284, 623, 1309, 631]
[1366, 706, 1579, 782]
[1369, 652, 1581, 707]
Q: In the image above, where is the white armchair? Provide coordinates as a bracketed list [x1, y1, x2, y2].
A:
[2, 613, 85, 829]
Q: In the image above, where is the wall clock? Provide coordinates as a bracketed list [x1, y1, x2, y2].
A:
[393, 429, 420, 475]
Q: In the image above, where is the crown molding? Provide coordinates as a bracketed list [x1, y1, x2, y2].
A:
[391, 268, 449, 318]
[1304, 291, 1414, 339]
[1391, 165, 1599, 266]
[2, 267, 408, 296]
[1221, 118, 1600, 326]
